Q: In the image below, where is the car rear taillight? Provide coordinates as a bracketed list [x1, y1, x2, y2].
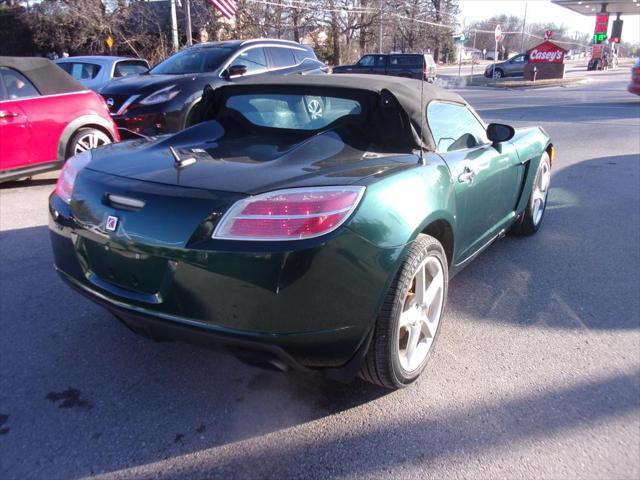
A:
[55, 151, 92, 204]
[212, 186, 365, 241]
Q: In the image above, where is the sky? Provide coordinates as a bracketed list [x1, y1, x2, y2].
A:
[458, 0, 640, 44]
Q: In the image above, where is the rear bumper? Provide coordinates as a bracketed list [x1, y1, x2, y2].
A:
[48, 191, 403, 371]
[57, 267, 372, 375]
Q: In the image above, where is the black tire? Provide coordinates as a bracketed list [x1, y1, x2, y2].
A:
[184, 101, 203, 128]
[360, 234, 448, 389]
[494, 68, 504, 79]
[66, 127, 112, 159]
[511, 152, 551, 236]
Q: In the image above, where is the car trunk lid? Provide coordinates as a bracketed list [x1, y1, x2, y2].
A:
[69, 167, 245, 301]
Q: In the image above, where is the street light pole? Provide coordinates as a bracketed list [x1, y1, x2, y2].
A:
[521, 1, 528, 52]
[379, 0, 383, 53]
[185, 0, 193, 47]
[170, 0, 179, 53]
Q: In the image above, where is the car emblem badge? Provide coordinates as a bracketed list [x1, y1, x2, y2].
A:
[106, 97, 115, 107]
[106, 215, 118, 232]
[307, 99, 323, 119]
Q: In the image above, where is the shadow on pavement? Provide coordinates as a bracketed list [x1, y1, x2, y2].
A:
[0, 154, 638, 478]
[102, 368, 639, 478]
[0, 224, 388, 478]
[448, 154, 640, 330]
[0, 177, 57, 190]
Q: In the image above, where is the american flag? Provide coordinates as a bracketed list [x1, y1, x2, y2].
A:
[207, 0, 237, 19]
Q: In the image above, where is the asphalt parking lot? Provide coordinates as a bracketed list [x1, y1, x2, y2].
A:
[1, 67, 638, 479]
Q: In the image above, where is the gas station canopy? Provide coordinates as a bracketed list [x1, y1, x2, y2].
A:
[551, 0, 640, 15]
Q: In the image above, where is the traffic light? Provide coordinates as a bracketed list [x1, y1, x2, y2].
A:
[610, 19, 623, 43]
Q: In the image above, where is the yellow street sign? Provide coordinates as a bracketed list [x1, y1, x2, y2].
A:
[106, 36, 114, 49]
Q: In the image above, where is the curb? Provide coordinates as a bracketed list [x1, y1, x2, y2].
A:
[485, 77, 590, 89]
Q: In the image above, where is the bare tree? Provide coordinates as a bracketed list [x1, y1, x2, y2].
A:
[8, 0, 460, 65]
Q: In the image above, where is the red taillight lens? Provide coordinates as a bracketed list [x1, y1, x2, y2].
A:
[213, 187, 365, 241]
[54, 151, 92, 204]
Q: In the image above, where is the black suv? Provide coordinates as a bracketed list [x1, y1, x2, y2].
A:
[332, 53, 437, 82]
[99, 39, 326, 137]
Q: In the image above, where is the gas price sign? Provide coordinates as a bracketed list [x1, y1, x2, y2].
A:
[593, 13, 609, 44]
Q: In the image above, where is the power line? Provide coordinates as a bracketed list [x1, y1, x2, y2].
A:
[245, 0, 456, 28]
[469, 28, 590, 48]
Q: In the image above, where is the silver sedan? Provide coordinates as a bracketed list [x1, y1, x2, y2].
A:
[54, 56, 149, 91]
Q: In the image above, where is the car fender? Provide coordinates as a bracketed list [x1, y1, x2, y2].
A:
[348, 155, 457, 251]
[180, 77, 225, 128]
[509, 127, 553, 214]
[345, 158, 456, 321]
[56, 114, 118, 162]
[182, 92, 207, 127]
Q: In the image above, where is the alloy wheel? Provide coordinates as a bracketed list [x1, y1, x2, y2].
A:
[73, 130, 111, 155]
[397, 256, 445, 373]
[532, 158, 551, 226]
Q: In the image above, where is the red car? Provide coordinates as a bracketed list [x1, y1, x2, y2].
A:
[628, 58, 640, 96]
[0, 57, 119, 183]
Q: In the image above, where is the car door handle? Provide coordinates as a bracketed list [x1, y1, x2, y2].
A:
[458, 167, 476, 183]
[0, 111, 19, 119]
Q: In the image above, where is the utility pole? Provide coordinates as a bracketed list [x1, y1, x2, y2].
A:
[379, 0, 383, 53]
[185, 0, 193, 47]
[170, 0, 179, 53]
[520, 1, 528, 52]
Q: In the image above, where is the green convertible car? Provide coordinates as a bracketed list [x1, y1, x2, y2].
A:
[49, 75, 553, 389]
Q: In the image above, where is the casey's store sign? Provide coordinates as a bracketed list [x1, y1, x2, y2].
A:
[527, 41, 566, 64]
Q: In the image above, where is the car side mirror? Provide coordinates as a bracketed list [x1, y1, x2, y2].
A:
[223, 65, 247, 79]
[487, 123, 515, 145]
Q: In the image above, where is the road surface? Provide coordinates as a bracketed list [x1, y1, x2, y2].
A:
[0, 67, 638, 479]
[437, 58, 629, 83]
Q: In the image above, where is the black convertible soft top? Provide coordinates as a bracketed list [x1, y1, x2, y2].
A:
[0, 56, 86, 96]
[211, 74, 467, 151]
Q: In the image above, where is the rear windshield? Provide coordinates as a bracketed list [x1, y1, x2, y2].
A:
[150, 47, 233, 74]
[225, 93, 362, 130]
[114, 60, 148, 77]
